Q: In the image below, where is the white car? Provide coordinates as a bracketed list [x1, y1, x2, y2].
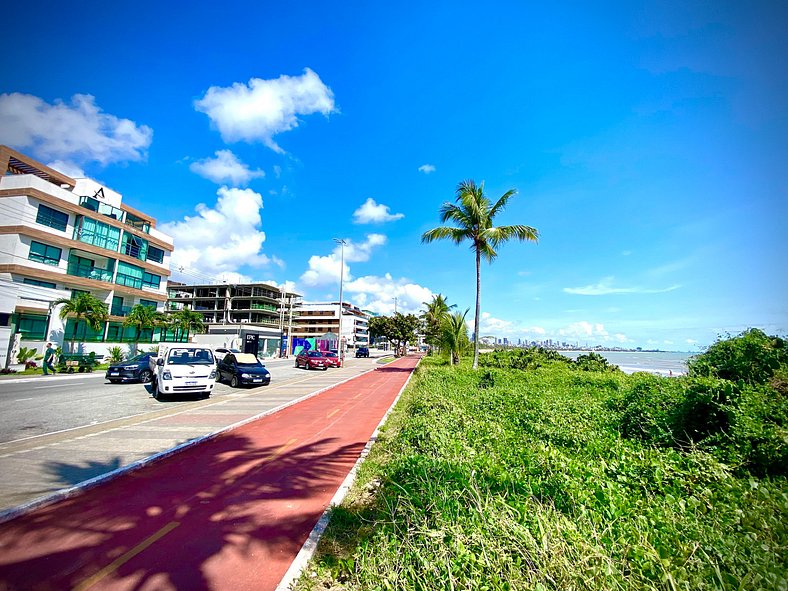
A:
[214, 347, 241, 362]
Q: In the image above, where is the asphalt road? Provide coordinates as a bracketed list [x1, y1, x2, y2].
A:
[0, 357, 348, 444]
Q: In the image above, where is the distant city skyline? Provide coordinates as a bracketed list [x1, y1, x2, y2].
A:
[1, 1, 785, 350]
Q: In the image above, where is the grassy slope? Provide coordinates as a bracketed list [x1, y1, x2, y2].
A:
[294, 358, 788, 590]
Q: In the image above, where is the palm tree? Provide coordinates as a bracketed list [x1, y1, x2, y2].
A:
[52, 292, 109, 353]
[171, 309, 205, 342]
[421, 294, 455, 354]
[422, 180, 538, 369]
[441, 309, 470, 365]
[123, 304, 164, 352]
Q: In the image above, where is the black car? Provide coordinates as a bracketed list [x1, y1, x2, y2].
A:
[216, 353, 271, 387]
[106, 353, 155, 384]
[355, 347, 370, 358]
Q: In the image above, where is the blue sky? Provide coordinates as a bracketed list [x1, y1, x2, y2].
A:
[1, 1, 786, 350]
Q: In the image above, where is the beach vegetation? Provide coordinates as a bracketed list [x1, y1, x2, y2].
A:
[422, 180, 539, 369]
[421, 294, 455, 354]
[294, 334, 788, 591]
[440, 309, 470, 365]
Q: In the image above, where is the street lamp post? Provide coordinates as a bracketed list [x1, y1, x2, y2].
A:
[334, 238, 346, 363]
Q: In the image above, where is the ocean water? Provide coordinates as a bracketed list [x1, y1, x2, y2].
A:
[560, 351, 693, 376]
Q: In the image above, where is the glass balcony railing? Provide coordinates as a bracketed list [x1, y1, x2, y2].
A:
[79, 196, 124, 222]
[124, 212, 150, 233]
[67, 262, 113, 282]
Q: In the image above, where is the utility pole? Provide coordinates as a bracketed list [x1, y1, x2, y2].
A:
[394, 296, 398, 314]
[334, 238, 346, 363]
[286, 295, 295, 358]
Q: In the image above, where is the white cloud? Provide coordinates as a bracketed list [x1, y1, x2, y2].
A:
[189, 150, 264, 185]
[344, 273, 433, 315]
[46, 159, 85, 178]
[160, 186, 273, 282]
[564, 276, 681, 295]
[418, 164, 436, 174]
[194, 68, 336, 153]
[352, 198, 404, 224]
[0, 92, 152, 171]
[299, 234, 388, 287]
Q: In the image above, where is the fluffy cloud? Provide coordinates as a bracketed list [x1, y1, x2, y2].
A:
[189, 150, 264, 185]
[477, 312, 547, 338]
[0, 93, 152, 172]
[160, 187, 273, 282]
[352, 198, 404, 224]
[558, 321, 630, 343]
[418, 164, 436, 174]
[344, 273, 433, 315]
[194, 68, 336, 153]
[300, 234, 387, 287]
[564, 276, 681, 295]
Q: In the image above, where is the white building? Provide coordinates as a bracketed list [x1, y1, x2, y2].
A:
[290, 302, 370, 353]
[0, 146, 174, 364]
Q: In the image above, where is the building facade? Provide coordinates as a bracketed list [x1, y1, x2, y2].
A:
[0, 146, 174, 360]
[166, 281, 301, 358]
[290, 301, 370, 353]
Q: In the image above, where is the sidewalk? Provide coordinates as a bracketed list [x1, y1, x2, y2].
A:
[0, 354, 421, 591]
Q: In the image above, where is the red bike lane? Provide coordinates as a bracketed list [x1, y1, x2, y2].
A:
[0, 355, 421, 591]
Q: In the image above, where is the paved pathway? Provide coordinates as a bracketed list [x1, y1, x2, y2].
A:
[0, 355, 421, 591]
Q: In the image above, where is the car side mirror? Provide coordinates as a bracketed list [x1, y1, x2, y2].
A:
[156, 358, 164, 366]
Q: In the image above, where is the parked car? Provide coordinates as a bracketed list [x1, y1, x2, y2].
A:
[216, 353, 271, 387]
[106, 353, 155, 384]
[323, 351, 342, 368]
[355, 347, 370, 358]
[214, 347, 241, 362]
[295, 350, 329, 370]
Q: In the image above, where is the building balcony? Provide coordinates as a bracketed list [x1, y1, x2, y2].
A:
[67, 261, 113, 283]
[79, 196, 124, 222]
[111, 305, 132, 317]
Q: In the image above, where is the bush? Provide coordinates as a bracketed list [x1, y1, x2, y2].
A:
[575, 352, 620, 372]
[478, 347, 573, 371]
[688, 328, 787, 385]
[107, 346, 124, 363]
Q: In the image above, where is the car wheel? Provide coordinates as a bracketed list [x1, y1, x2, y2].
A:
[230, 376, 239, 388]
[109, 379, 120, 384]
[139, 369, 152, 384]
[322, 366, 328, 371]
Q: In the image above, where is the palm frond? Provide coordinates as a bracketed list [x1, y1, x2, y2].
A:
[489, 188, 517, 218]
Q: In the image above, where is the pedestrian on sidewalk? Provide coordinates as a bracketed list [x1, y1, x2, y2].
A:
[43, 343, 56, 375]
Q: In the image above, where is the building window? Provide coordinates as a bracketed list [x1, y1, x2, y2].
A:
[139, 299, 158, 309]
[116, 261, 143, 289]
[142, 272, 161, 289]
[73, 216, 121, 251]
[17, 313, 48, 340]
[36, 204, 69, 232]
[147, 245, 165, 264]
[23, 278, 57, 289]
[28, 241, 62, 266]
[121, 232, 148, 260]
[65, 319, 106, 342]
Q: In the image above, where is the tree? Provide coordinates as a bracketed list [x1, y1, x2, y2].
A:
[169, 309, 205, 342]
[422, 180, 538, 369]
[421, 294, 455, 354]
[52, 292, 109, 353]
[370, 313, 421, 356]
[123, 304, 164, 351]
[441, 309, 470, 365]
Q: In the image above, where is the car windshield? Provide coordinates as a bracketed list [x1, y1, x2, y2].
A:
[126, 354, 149, 363]
[167, 348, 215, 365]
[307, 351, 324, 357]
[233, 353, 262, 367]
[324, 352, 337, 358]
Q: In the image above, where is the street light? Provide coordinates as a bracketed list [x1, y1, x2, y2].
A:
[334, 238, 347, 363]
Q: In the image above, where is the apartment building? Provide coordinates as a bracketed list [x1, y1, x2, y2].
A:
[290, 301, 370, 353]
[0, 146, 174, 358]
[166, 281, 301, 358]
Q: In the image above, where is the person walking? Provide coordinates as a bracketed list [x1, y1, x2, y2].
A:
[43, 343, 56, 375]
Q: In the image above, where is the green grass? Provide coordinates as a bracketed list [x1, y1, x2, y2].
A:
[293, 356, 788, 591]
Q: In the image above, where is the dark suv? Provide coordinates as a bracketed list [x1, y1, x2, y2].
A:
[355, 347, 369, 358]
[106, 353, 155, 383]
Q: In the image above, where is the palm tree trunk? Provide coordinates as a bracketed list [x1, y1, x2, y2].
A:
[473, 249, 481, 369]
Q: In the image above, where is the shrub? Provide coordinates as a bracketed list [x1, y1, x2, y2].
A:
[107, 346, 124, 363]
[688, 328, 787, 385]
[575, 352, 620, 372]
[478, 347, 573, 371]
[16, 347, 42, 364]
